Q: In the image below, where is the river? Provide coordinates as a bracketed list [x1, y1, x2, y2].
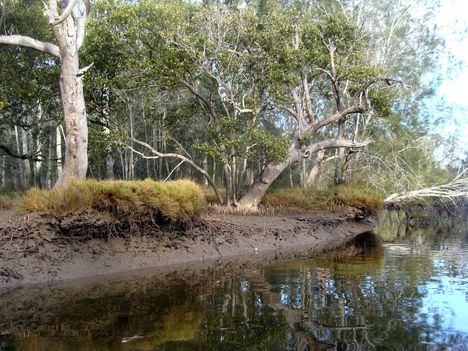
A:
[0, 209, 467, 350]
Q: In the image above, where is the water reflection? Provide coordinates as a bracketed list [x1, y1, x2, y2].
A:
[1, 210, 467, 350]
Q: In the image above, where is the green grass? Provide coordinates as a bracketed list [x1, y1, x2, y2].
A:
[17, 179, 206, 222]
[261, 185, 384, 213]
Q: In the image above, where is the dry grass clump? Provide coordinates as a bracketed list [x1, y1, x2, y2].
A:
[201, 186, 225, 204]
[261, 185, 384, 213]
[0, 194, 15, 209]
[331, 185, 384, 211]
[18, 179, 206, 221]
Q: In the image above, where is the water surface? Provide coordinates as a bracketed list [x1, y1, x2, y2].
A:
[1, 210, 467, 350]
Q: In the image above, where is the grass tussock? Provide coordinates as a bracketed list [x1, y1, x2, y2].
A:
[0, 194, 15, 209]
[18, 179, 206, 221]
[261, 185, 384, 213]
[201, 186, 225, 204]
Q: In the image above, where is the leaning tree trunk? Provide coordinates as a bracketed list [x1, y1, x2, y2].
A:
[238, 144, 299, 208]
[237, 161, 290, 208]
[238, 138, 370, 208]
[53, 16, 88, 187]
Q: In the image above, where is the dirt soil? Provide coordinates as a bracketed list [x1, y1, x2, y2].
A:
[0, 208, 375, 288]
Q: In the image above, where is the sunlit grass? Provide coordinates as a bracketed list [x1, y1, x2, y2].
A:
[17, 179, 206, 221]
[261, 185, 384, 213]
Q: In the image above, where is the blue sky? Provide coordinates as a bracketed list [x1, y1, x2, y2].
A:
[433, 0, 468, 159]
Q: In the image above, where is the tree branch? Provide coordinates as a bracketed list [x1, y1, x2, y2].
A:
[181, 80, 217, 121]
[385, 170, 468, 203]
[51, 0, 78, 25]
[307, 105, 365, 135]
[0, 145, 43, 161]
[301, 69, 315, 123]
[129, 138, 224, 204]
[0, 34, 60, 57]
[303, 138, 371, 159]
[73, 0, 90, 49]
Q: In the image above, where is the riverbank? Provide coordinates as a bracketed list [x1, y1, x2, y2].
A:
[0, 208, 375, 288]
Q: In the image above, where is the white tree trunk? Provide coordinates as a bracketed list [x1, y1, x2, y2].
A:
[53, 15, 88, 186]
[56, 126, 63, 178]
[0, 0, 90, 187]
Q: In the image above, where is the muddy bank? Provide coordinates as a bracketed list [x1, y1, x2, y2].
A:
[0, 231, 380, 344]
[0, 209, 375, 288]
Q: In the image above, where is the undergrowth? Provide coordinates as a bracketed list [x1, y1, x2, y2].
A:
[17, 179, 206, 222]
[201, 186, 225, 204]
[0, 194, 15, 210]
[261, 185, 384, 213]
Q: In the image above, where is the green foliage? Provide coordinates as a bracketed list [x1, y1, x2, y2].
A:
[18, 179, 206, 222]
[319, 13, 360, 53]
[367, 88, 394, 118]
[194, 116, 289, 164]
[343, 65, 386, 82]
[261, 185, 384, 213]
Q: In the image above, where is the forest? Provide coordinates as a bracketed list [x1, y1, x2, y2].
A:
[0, 0, 466, 208]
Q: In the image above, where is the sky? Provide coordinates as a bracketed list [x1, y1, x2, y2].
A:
[432, 0, 468, 161]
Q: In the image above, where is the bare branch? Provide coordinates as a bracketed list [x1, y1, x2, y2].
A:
[47, 0, 58, 23]
[307, 105, 365, 134]
[129, 138, 223, 204]
[385, 168, 468, 203]
[301, 70, 315, 122]
[281, 105, 299, 120]
[0, 145, 44, 161]
[385, 171, 468, 203]
[74, 0, 90, 49]
[52, 0, 78, 25]
[303, 138, 371, 159]
[290, 86, 308, 131]
[0, 34, 60, 57]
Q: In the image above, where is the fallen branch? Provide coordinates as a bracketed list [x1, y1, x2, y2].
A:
[385, 170, 468, 203]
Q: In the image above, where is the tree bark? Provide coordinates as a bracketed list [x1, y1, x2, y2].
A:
[238, 144, 300, 208]
[53, 15, 88, 186]
[0, 0, 90, 187]
[304, 150, 325, 188]
[56, 126, 63, 179]
[334, 121, 346, 186]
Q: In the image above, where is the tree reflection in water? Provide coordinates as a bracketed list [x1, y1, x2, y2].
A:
[1, 211, 467, 350]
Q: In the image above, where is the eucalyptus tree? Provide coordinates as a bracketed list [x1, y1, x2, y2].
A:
[237, 9, 402, 207]
[319, 0, 446, 191]
[0, 0, 92, 186]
